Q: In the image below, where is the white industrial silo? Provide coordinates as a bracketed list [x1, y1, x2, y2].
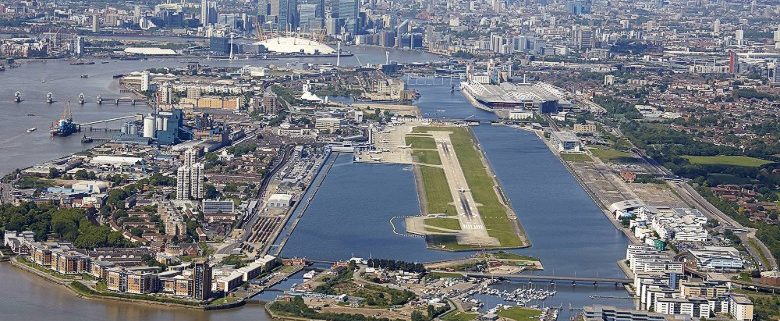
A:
[143, 116, 155, 138]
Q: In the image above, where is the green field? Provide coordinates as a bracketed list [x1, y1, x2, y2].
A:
[442, 312, 478, 321]
[478, 251, 538, 261]
[412, 149, 442, 165]
[413, 126, 526, 248]
[424, 217, 461, 231]
[419, 165, 458, 215]
[683, 155, 772, 167]
[561, 153, 592, 162]
[405, 136, 437, 149]
[498, 307, 542, 321]
[590, 147, 634, 163]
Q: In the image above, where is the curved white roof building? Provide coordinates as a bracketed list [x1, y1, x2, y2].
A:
[123, 47, 177, 55]
[255, 37, 335, 55]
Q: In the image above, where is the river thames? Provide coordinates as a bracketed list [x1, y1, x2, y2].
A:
[0, 62, 633, 320]
[0, 45, 443, 176]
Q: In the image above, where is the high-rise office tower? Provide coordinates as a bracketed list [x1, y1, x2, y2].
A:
[316, 0, 325, 20]
[298, 3, 318, 31]
[92, 15, 99, 32]
[568, 0, 591, 15]
[201, 0, 209, 27]
[337, 0, 359, 35]
[274, 0, 298, 32]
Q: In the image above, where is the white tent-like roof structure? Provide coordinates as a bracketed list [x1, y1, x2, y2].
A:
[255, 37, 335, 55]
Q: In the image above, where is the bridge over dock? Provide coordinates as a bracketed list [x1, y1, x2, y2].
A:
[459, 271, 632, 285]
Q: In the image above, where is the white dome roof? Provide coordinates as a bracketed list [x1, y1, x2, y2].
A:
[255, 37, 335, 55]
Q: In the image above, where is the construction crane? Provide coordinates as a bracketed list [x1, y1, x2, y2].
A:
[310, 28, 327, 42]
[253, 16, 266, 41]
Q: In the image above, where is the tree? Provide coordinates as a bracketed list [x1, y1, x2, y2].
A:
[130, 227, 143, 237]
[205, 184, 220, 199]
[411, 310, 427, 321]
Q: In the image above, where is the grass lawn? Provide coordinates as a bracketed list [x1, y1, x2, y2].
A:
[426, 235, 484, 251]
[424, 217, 461, 230]
[590, 147, 634, 163]
[412, 149, 442, 165]
[426, 226, 456, 233]
[414, 126, 525, 248]
[561, 153, 592, 162]
[406, 136, 437, 149]
[498, 307, 542, 321]
[419, 165, 458, 215]
[683, 155, 772, 167]
[478, 251, 538, 261]
[329, 281, 416, 307]
[209, 296, 242, 306]
[442, 312, 478, 321]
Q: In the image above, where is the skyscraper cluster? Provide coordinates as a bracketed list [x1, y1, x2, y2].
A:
[201, 0, 218, 28]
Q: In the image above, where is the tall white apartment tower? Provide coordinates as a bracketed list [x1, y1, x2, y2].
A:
[176, 166, 192, 200]
[190, 163, 204, 199]
[184, 148, 197, 167]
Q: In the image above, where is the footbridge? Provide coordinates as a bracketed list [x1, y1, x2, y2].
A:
[460, 271, 632, 285]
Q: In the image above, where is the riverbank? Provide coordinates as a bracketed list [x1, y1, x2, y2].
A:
[267, 149, 336, 256]
[6, 256, 247, 310]
[528, 126, 641, 246]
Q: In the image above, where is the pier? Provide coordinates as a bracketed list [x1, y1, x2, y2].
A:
[268, 151, 338, 256]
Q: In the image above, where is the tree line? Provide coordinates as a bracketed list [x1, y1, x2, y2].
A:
[366, 259, 426, 273]
[0, 202, 132, 249]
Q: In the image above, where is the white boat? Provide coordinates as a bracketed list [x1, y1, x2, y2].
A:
[27, 127, 36, 133]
